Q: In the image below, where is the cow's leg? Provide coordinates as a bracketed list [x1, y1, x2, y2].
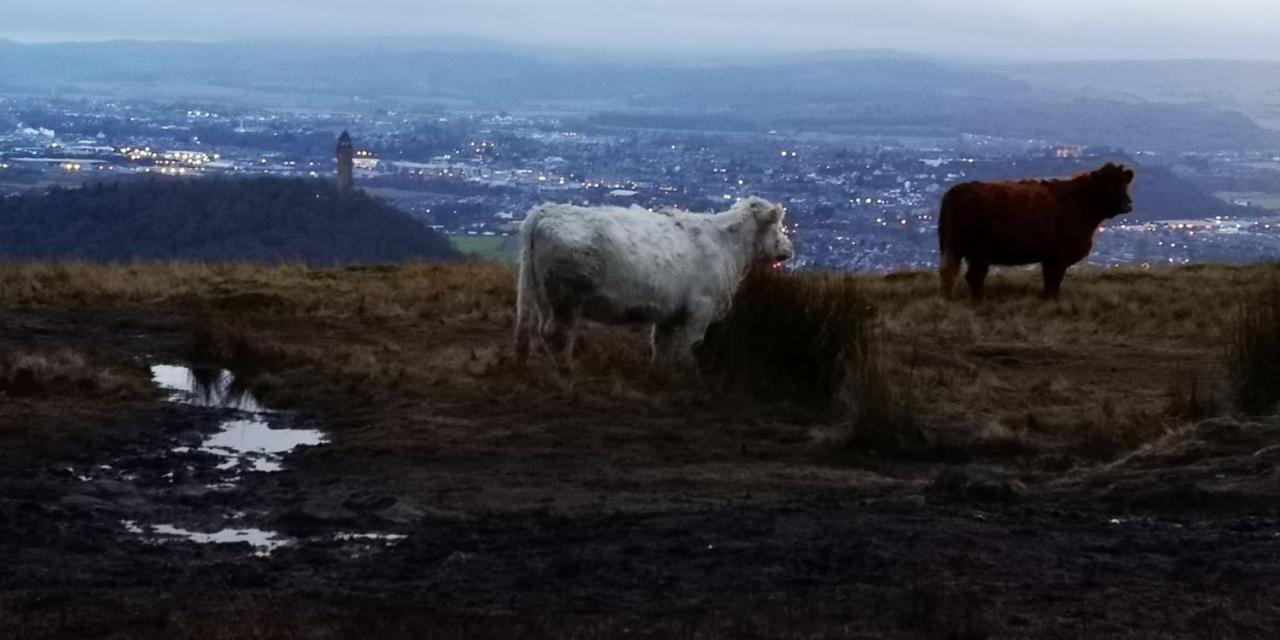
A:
[964, 261, 990, 301]
[676, 298, 716, 367]
[514, 306, 536, 366]
[515, 289, 546, 366]
[514, 265, 535, 366]
[939, 250, 962, 299]
[542, 307, 577, 376]
[651, 322, 678, 366]
[1041, 261, 1067, 300]
[514, 325, 531, 365]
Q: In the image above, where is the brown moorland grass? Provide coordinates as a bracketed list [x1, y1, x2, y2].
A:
[7, 260, 1268, 347]
[0, 345, 155, 466]
[0, 261, 515, 320]
[0, 347, 151, 398]
[1, 261, 1276, 471]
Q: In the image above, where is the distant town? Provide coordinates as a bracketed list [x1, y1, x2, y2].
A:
[3, 95, 1279, 271]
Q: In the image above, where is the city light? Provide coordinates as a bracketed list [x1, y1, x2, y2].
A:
[4, 99, 1278, 272]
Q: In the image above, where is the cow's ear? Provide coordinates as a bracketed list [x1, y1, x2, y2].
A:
[748, 200, 780, 224]
[1123, 168, 1135, 184]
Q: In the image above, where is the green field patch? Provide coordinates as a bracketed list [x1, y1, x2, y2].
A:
[1216, 192, 1280, 211]
[449, 235, 516, 263]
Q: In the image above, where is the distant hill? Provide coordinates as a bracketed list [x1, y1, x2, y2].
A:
[1001, 60, 1280, 130]
[2, 40, 1277, 152]
[951, 155, 1266, 222]
[0, 178, 460, 264]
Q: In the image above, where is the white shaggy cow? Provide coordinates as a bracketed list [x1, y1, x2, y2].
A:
[514, 196, 794, 372]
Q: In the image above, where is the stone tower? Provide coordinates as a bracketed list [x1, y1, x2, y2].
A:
[336, 130, 354, 192]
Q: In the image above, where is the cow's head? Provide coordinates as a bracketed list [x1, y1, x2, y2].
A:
[738, 197, 794, 264]
[1091, 163, 1136, 218]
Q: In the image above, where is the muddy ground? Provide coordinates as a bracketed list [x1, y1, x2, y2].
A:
[1, 264, 1279, 638]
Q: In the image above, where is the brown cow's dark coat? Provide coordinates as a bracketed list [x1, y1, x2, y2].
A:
[938, 163, 1135, 299]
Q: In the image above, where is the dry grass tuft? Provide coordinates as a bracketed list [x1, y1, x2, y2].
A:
[845, 346, 928, 455]
[1227, 278, 1280, 415]
[698, 268, 877, 406]
[1165, 370, 1219, 422]
[695, 268, 928, 452]
[186, 314, 292, 374]
[0, 348, 150, 398]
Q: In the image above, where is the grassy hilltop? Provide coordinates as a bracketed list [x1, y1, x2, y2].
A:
[2, 260, 1280, 637]
[0, 178, 460, 265]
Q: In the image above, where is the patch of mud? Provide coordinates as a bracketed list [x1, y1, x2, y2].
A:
[928, 466, 1026, 503]
[86, 364, 405, 556]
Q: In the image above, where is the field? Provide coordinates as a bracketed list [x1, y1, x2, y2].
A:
[2, 261, 1280, 638]
[448, 234, 517, 263]
[1217, 191, 1280, 211]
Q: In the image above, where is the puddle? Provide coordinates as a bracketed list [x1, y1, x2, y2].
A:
[122, 520, 290, 556]
[332, 531, 410, 557]
[335, 531, 408, 543]
[112, 365, 404, 557]
[121, 520, 407, 557]
[111, 364, 351, 557]
[201, 418, 326, 472]
[149, 365, 327, 472]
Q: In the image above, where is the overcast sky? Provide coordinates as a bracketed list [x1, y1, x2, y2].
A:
[4, 0, 1280, 61]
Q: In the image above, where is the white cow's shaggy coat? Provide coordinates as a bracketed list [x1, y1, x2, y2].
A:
[514, 197, 794, 371]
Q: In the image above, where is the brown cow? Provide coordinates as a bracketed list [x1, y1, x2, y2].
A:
[938, 162, 1135, 300]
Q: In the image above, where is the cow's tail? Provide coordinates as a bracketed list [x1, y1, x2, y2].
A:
[514, 205, 546, 364]
[937, 189, 962, 299]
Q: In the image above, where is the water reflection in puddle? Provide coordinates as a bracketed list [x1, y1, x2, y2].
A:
[151, 364, 265, 412]
[149, 365, 327, 472]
